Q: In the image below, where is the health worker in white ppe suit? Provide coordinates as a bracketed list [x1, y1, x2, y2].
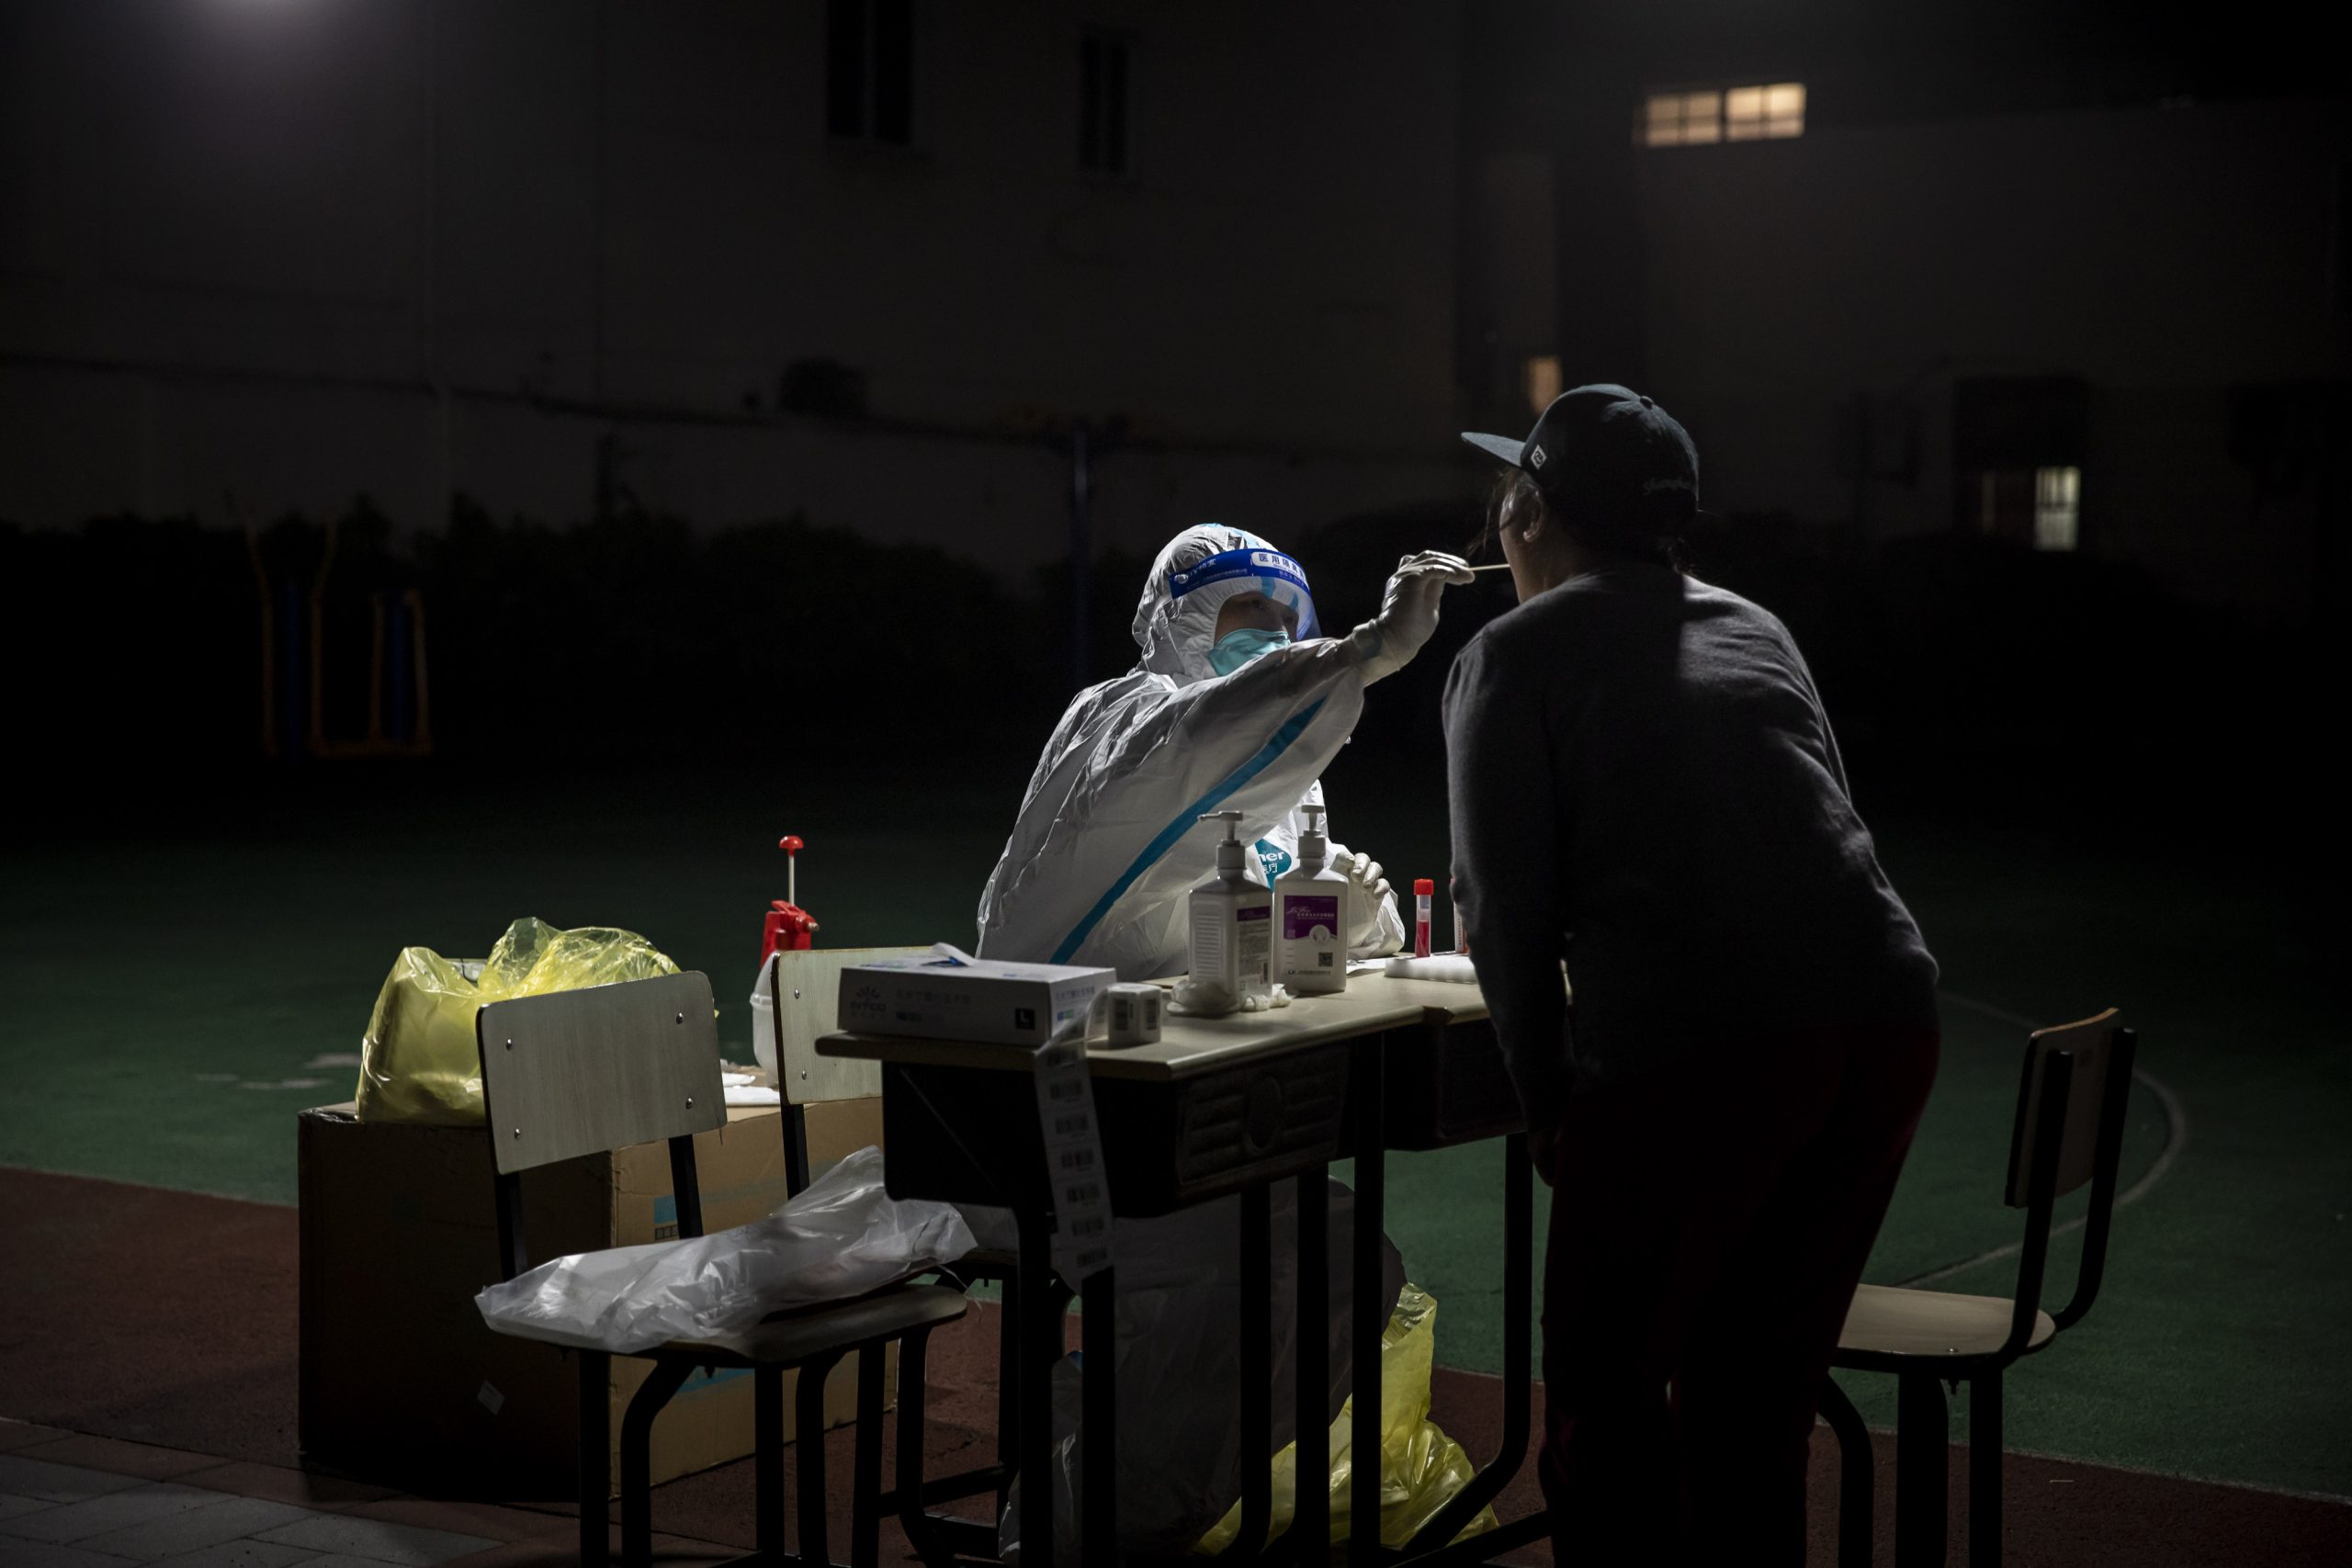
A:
[977, 525, 1474, 977]
[970, 525, 1475, 1553]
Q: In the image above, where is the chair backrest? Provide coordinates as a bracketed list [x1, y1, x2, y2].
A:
[2004, 1007, 2129, 1209]
[478, 970, 727, 1176]
[765, 946, 920, 1106]
[1996, 1006, 2138, 1347]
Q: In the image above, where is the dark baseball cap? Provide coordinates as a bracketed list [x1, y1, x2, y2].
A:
[1462, 383, 1700, 529]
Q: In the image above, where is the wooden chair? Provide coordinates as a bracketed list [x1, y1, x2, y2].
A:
[1823, 1008, 2138, 1568]
[476, 968, 969, 1567]
[765, 949, 1023, 1565]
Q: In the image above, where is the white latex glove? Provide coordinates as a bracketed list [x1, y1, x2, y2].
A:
[1348, 550, 1478, 685]
[1331, 844, 1405, 958]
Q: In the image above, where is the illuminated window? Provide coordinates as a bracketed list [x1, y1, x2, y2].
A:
[1641, 83, 1804, 147]
[1641, 90, 1722, 147]
[1524, 355, 1563, 413]
[1726, 83, 1805, 141]
[2033, 466, 2080, 551]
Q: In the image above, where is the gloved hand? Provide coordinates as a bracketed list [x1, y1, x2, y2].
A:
[1349, 551, 1478, 684]
[1332, 845, 1405, 957]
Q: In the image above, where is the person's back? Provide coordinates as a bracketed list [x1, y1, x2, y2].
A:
[1449, 383, 1941, 1565]
[1460, 560, 1937, 1105]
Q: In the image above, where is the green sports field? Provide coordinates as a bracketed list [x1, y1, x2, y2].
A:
[4, 754, 2344, 1502]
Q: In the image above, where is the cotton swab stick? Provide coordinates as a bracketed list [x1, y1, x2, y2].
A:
[1468, 563, 1513, 573]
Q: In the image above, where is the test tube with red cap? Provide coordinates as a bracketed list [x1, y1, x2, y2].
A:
[1413, 879, 1435, 957]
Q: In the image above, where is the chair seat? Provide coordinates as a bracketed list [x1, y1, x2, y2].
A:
[1834, 1282, 2056, 1372]
[662, 1284, 970, 1370]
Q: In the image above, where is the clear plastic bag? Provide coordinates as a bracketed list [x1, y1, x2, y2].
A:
[355, 916, 680, 1124]
[472, 1145, 976, 1353]
[1194, 1283, 1498, 1554]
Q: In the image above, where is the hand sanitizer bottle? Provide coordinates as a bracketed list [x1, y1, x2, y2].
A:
[1189, 810, 1272, 1013]
[1276, 803, 1349, 996]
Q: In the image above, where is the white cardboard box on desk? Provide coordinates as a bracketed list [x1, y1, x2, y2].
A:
[838, 945, 1114, 1045]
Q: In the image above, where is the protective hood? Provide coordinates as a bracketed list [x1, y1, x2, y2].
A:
[1133, 525, 1321, 682]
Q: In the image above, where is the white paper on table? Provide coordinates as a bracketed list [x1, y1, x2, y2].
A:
[1383, 953, 1479, 983]
[724, 1084, 782, 1106]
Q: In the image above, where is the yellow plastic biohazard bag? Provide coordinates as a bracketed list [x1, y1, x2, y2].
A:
[1195, 1283, 1498, 1554]
[355, 917, 682, 1124]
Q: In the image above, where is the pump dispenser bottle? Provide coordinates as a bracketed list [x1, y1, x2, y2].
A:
[1188, 810, 1272, 1013]
[1275, 803, 1350, 995]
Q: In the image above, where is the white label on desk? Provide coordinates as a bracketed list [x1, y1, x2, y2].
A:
[1034, 1031, 1114, 1281]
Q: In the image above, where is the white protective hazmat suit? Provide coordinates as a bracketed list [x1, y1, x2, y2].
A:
[977, 525, 1411, 976]
[971, 526, 1472, 1551]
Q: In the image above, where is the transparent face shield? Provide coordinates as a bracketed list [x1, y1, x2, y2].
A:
[1167, 547, 1321, 642]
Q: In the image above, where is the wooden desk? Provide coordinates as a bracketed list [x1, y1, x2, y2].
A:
[819, 975, 1546, 1567]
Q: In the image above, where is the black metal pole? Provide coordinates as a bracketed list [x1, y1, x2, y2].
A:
[1971, 1374, 2003, 1568]
[1236, 1184, 1273, 1558]
[1082, 1265, 1117, 1563]
[1295, 1168, 1331, 1554]
[1350, 1038, 1386, 1564]
[1406, 1130, 1535, 1554]
[1895, 1371, 1949, 1568]
[756, 1367, 784, 1560]
[1018, 1210, 1057, 1568]
[1820, 1376, 1874, 1568]
[1069, 421, 1092, 693]
[795, 1354, 837, 1565]
[579, 1350, 611, 1567]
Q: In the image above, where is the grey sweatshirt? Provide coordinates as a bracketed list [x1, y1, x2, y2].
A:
[1442, 563, 1939, 1127]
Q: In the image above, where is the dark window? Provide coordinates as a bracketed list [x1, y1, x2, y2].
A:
[825, 0, 864, 137]
[1079, 31, 1129, 175]
[1954, 377, 2089, 550]
[827, 0, 914, 147]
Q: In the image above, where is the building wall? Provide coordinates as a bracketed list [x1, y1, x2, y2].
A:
[1631, 96, 2350, 615]
[0, 0, 1465, 574]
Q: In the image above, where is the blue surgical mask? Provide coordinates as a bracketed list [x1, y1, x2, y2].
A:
[1208, 626, 1291, 677]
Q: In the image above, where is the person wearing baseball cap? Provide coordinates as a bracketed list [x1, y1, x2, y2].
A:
[1460, 379, 1702, 584]
[1445, 384, 1942, 1562]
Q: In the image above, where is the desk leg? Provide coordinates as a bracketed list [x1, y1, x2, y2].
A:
[1016, 1208, 1057, 1568]
[1295, 1167, 1331, 1558]
[1232, 1183, 1274, 1560]
[1350, 1038, 1386, 1566]
[997, 1264, 1020, 1523]
[1081, 1265, 1117, 1565]
[1402, 1131, 1537, 1557]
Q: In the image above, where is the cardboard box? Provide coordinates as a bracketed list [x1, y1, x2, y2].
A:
[298, 1096, 887, 1497]
[839, 951, 1115, 1045]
